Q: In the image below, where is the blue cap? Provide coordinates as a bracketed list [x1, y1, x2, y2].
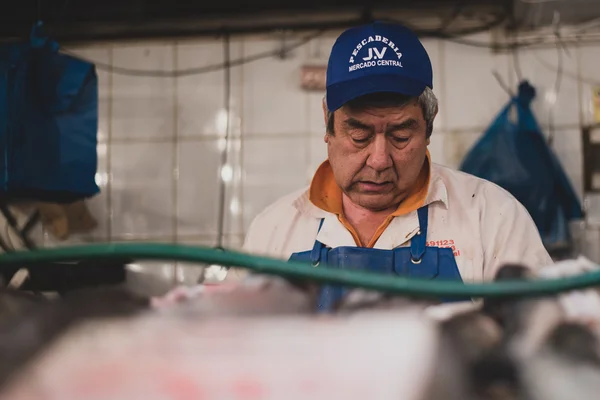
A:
[326, 21, 433, 111]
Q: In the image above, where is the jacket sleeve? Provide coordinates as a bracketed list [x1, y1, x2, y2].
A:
[480, 191, 554, 281]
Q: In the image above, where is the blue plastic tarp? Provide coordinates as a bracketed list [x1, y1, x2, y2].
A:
[0, 22, 99, 203]
[460, 81, 583, 248]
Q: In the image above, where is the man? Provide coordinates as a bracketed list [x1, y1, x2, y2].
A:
[227, 21, 552, 310]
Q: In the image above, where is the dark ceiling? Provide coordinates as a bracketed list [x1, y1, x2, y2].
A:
[3, 0, 511, 44]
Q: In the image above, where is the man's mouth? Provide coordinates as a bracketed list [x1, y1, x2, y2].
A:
[357, 181, 392, 192]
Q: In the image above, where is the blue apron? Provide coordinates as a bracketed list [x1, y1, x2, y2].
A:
[289, 206, 468, 311]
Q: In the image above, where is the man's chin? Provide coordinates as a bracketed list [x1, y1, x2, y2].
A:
[351, 194, 400, 213]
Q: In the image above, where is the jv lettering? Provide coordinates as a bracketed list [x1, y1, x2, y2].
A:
[362, 47, 387, 61]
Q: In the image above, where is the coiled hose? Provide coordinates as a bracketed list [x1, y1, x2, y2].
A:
[0, 243, 598, 298]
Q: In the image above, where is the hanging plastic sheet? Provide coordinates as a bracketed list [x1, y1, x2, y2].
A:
[460, 81, 583, 249]
[0, 22, 99, 203]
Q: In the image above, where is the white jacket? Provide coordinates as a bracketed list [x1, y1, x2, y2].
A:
[227, 163, 553, 282]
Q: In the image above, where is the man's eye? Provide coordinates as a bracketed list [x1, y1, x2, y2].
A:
[392, 137, 409, 143]
[352, 137, 370, 143]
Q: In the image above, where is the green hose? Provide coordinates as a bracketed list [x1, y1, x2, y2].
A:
[0, 243, 598, 298]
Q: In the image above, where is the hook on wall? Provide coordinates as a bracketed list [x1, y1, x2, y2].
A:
[274, 30, 295, 60]
[512, 47, 524, 83]
[492, 70, 515, 99]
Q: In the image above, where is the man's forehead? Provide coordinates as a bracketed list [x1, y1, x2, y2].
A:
[338, 101, 423, 123]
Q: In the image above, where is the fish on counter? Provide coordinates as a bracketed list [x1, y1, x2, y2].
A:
[0, 257, 598, 399]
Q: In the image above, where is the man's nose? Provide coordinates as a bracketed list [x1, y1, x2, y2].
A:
[366, 134, 393, 171]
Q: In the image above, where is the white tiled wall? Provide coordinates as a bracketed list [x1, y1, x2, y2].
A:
[7, 30, 597, 285]
[443, 32, 514, 133]
[514, 46, 580, 129]
[111, 44, 176, 140]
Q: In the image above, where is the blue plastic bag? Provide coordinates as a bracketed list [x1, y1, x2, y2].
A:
[460, 81, 583, 248]
[0, 22, 99, 203]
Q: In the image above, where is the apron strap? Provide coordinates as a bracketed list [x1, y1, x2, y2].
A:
[310, 219, 325, 266]
[316, 218, 325, 233]
[410, 207, 429, 263]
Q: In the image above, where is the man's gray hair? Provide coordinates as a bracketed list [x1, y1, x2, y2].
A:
[325, 87, 438, 138]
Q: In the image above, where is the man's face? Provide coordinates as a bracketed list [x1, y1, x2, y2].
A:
[324, 100, 430, 212]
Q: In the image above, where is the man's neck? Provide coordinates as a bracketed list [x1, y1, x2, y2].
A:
[341, 194, 397, 246]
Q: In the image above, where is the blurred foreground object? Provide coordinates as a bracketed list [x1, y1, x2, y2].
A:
[4, 257, 600, 399]
[1, 309, 439, 400]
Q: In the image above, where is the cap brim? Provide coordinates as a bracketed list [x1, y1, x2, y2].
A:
[326, 74, 427, 112]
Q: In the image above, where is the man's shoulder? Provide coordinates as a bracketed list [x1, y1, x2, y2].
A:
[242, 186, 314, 257]
[249, 186, 310, 229]
[432, 163, 519, 204]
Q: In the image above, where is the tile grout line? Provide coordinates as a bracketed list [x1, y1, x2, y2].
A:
[216, 35, 232, 251]
[96, 123, 593, 142]
[576, 43, 584, 129]
[239, 39, 247, 241]
[172, 41, 180, 284]
[305, 39, 313, 186]
[575, 43, 586, 202]
[107, 45, 114, 243]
